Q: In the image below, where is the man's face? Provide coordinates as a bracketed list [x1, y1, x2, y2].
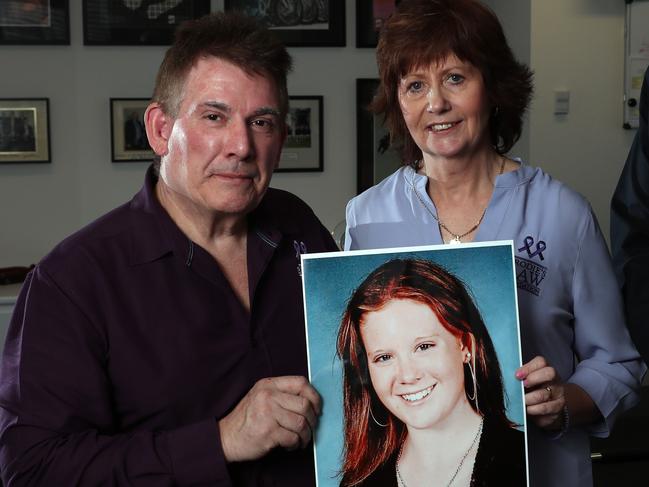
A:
[156, 57, 285, 218]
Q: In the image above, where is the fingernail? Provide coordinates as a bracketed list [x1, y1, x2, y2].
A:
[515, 371, 524, 379]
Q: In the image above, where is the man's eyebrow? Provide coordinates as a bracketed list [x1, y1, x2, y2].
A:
[203, 101, 230, 112]
[251, 107, 281, 118]
[201, 102, 280, 118]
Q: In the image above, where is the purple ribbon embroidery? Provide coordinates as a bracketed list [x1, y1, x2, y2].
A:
[518, 236, 546, 261]
[293, 240, 307, 276]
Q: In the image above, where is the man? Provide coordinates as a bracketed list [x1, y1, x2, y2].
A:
[611, 66, 649, 365]
[0, 12, 337, 486]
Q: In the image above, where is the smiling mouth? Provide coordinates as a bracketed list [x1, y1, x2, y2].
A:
[429, 122, 458, 132]
[401, 385, 435, 402]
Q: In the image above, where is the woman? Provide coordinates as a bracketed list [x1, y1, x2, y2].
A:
[344, 1, 646, 486]
[337, 258, 525, 486]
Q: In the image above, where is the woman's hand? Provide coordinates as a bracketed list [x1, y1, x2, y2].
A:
[516, 356, 602, 433]
[516, 355, 566, 431]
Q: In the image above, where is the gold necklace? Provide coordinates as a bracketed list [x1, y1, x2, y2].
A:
[409, 157, 505, 244]
[395, 417, 484, 487]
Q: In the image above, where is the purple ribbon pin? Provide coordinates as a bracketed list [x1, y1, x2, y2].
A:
[518, 236, 546, 260]
[293, 240, 307, 258]
[293, 240, 307, 276]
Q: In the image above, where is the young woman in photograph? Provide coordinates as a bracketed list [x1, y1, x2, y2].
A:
[337, 258, 525, 486]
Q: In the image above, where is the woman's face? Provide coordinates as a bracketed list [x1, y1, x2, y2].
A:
[398, 54, 491, 163]
[361, 299, 470, 430]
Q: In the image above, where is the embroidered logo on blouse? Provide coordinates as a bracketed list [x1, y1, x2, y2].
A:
[293, 240, 307, 277]
[516, 236, 547, 296]
[515, 257, 547, 296]
[518, 235, 546, 260]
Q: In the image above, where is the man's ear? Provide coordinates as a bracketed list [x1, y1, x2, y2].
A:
[145, 102, 172, 157]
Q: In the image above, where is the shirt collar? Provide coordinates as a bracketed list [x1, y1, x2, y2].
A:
[126, 165, 291, 266]
[248, 187, 299, 245]
[403, 158, 537, 192]
[127, 165, 178, 265]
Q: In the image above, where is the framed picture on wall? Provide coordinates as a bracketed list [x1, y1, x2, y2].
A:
[277, 96, 323, 172]
[0, 0, 70, 45]
[356, 0, 399, 48]
[224, 1, 345, 47]
[83, 0, 210, 45]
[0, 98, 50, 164]
[356, 79, 400, 193]
[110, 98, 154, 163]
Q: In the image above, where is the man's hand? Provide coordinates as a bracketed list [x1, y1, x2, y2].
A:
[218, 376, 321, 462]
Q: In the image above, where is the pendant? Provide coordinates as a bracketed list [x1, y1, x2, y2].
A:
[449, 236, 462, 245]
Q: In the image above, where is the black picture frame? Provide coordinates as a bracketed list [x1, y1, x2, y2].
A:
[356, 0, 398, 48]
[110, 98, 154, 163]
[356, 79, 400, 193]
[0, 0, 70, 45]
[0, 98, 51, 164]
[83, 0, 210, 45]
[277, 95, 323, 172]
[224, 1, 345, 47]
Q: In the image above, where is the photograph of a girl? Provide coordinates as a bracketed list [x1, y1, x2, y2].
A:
[301, 243, 527, 487]
[337, 259, 525, 486]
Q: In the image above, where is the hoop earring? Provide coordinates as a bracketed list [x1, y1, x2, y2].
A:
[467, 360, 477, 401]
[465, 354, 480, 413]
[369, 404, 387, 427]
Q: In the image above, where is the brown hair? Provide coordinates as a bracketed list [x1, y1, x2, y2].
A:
[336, 259, 513, 486]
[152, 11, 292, 119]
[372, 0, 533, 163]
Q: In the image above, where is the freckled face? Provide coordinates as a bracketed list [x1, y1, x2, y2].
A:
[398, 55, 492, 163]
[361, 299, 470, 430]
[158, 57, 285, 218]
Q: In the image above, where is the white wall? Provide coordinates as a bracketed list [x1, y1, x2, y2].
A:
[0, 1, 377, 267]
[272, 6, 378, 233]
[0, 1, 636, 267]
[530, 0, 636, 240]
[1, 4, 168, 267]
[483, 0, 531, 162]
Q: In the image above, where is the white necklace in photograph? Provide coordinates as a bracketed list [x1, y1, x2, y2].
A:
[409, 158, 504, 244]
[395, 416, 484, 487]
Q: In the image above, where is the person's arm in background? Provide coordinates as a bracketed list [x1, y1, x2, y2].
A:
[611, 66, 649, 365]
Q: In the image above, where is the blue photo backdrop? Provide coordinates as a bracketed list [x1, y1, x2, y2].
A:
[301, 242, 525, 487]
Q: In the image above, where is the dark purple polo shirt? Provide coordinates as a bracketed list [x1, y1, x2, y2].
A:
[0, 166, 338, 486]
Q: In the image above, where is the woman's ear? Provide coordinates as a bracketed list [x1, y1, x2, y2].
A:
[144, 102, 172, 157]
[461, 333, 477, 363]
